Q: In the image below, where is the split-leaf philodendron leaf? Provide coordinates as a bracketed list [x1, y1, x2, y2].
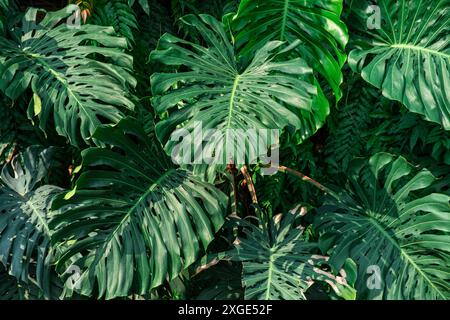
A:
[0, 0, 448, 302]
[50, 119, 228, 299]
[229, 0, 349, 102]
[0, 6, 136, 147]
[316, 153, 450, 299]
[348, 0, 450, 130]
[0, 146, 62, 298]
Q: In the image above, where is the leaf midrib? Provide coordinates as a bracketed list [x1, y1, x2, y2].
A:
[264, 250, 275, 300]
[25, 194, 51, 236]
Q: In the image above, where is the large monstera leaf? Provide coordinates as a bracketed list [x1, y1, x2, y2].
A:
[50, 119, 228, 299]
[227, 210, 355, 300]
[0, 146, 62, 298]
[151, 14, 329, 170]
[316, 153, 450, 299]
[229, 0, 348, 102]
[348, 0, 450, 130]
[0, 6, 136, 147]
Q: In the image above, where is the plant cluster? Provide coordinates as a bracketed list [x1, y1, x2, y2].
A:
[0, 0, 449, 300]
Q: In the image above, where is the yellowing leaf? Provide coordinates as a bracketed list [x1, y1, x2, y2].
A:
[33, 93, 42, 116]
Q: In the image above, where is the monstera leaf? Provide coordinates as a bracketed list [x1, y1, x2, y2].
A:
[316, 153, 450, 299]
[226, 210, 356, 300]
[0, 6, 136, 147]
[151, 14, 329, 172]
[229, 0, 348, 102]
[0, 146, 63, 298]
[50, 118, 228, 299]
[348, 0, 450, 130]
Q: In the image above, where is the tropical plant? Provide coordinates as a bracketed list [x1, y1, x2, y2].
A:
[0, 0, 448, 301]
[151, 14, 329, 174]
[316, 153, 450, 299]
[229, 0, 349, 102]
[348, 0, 450, 129]
[225, 209, 356, 300]
[0, 6, 136, 147]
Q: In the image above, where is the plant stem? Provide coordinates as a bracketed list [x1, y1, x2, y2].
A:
[278, 165, 339, 200]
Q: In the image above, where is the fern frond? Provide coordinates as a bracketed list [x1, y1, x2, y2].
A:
[92, 0, 138, 46]
[324, 77, 384, 174]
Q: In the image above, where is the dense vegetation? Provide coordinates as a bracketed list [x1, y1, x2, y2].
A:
[0, 0, 449, 300]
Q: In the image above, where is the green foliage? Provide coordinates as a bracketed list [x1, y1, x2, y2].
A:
[151, 14, 328, 172]
[324, 76, 391, 174]
[348, 0, 450, 129]
[190, 261, 244, 300]
[92, 0, 138, 45]
[172, 0, 238, 20]
[0, 6, 136, 147]
[0, 266, 47, 300]
[0, 95, 48, 166]
[0, 0, 448, 301]
[367, 108, 450, 168]
[325, 75, 450, 177]
[132, 0, 174, 97]
[229, 0, 348, 102]
[0, 146, 63, 298]
[50, 119, 227, 299]
[255, 139, 324, 213]
[316, 153, 450, 299]
[226, 210, 356, 300]
[129, 0, 151, 15]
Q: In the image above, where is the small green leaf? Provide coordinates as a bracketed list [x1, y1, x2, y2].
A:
[64, 186, 77, 200]
[33, 93, 41, 116]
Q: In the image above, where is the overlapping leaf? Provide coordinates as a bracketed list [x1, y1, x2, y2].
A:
[228, 210, 355, 300]
[316, 153, 450, 299]
[151, 14, 328, 173]
[0, 146, 62, 298]
[0, 5, 136, 147]
[229, 0, 348, 102]
[92, 0, 138, 46]
[50, 119, 228, 299]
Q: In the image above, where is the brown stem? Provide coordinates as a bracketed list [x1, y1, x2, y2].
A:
[240, 165, 258, 205]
